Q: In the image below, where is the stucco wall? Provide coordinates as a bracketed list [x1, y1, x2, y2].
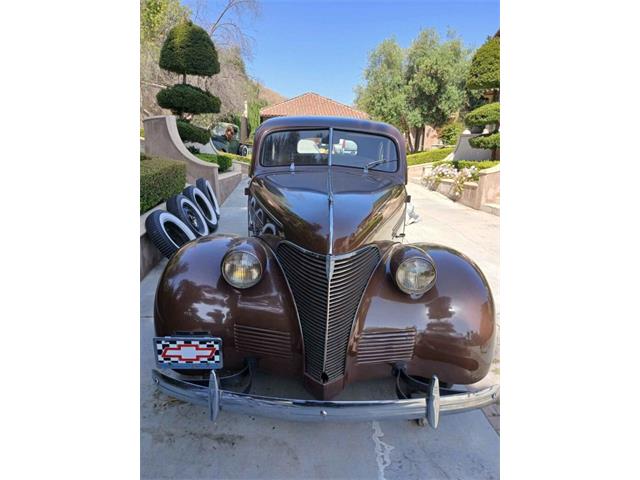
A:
[143, 115, 222, 199]
[453, 133, 494, 161]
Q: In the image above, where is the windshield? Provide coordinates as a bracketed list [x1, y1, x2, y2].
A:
[260, 129, 398, 172]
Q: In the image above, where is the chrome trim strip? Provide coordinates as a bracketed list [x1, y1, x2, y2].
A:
[252, 194, 283, 228]
[152, 369, 499, 426]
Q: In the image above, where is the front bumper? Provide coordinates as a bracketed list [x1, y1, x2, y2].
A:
[152, 369, 499, 428]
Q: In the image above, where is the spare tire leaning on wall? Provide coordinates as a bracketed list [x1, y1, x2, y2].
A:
[196, 178, 221, 220]
[166, 194, 209, 237]
[183, 185, 218, 233]
[145, 211, 196, 259]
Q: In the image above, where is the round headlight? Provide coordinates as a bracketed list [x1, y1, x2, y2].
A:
[222, 250, 262, 289]
[395, 257, 436, 295]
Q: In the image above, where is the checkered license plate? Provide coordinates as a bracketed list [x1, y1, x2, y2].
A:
[154, 336, 223, 369]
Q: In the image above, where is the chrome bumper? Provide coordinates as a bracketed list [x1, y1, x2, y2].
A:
[152, 369, 499, 428]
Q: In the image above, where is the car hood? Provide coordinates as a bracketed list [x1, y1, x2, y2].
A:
[251, 169, 406, 255]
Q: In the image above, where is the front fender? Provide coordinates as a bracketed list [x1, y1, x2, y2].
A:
[154, 234, 302, 372]
[347, 243, 496, 385]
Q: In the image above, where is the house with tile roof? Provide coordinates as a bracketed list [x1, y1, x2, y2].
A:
[259, 92, 369, 122]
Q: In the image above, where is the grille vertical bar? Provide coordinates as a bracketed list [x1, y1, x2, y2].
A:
[276, 242, 380, 382]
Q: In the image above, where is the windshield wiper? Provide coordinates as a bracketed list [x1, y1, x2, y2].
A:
[364, 159, 395, 173]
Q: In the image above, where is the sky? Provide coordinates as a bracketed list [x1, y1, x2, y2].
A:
[187, 0, 499, 106]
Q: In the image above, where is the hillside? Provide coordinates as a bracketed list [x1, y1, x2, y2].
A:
[140, 47, 286, 124]
[257, 84, 287, 106]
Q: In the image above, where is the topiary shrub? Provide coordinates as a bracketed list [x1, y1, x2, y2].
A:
[157, 84, 221, 116]
[469, 132, 500, 150]
[466, 34, 500, 160]
[214, 153, 233, 172]
[464, 102, 500, 127]
[176, 119, 210, 144]
[140, 157, 186, 213]
[467, 36, 500, 90]
[439, 122, 464, 146]
[159, 21, 220, 77]
[156, 21, 222, 149]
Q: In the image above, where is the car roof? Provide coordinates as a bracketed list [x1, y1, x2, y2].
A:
[256, 116, 403, 140]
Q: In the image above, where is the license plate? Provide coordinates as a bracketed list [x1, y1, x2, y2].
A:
[153, 336, 223, 369]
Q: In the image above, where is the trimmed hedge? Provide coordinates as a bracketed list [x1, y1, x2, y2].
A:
[465, 102, 500, 127]
[453, 160, 499, 171]
[140, 157, 186, 213]
[219, 151, 248, 163]
[176, 119, 210, 144]
[195, 153, 233, 173]
[439, 122, 464, 146]
[159, 22, 220, 76]
[157, 84, 221, 116]
[407, 147, 454, 166]
[469, 132, 500, 150]
[467, 36, 500, 90]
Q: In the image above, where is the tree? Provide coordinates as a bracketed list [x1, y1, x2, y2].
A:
[355, 39, 419, 151]
[156, 21, 221, 145]
[355, 30, 472, 152]
[405, 29, 471, 149]
[467, 36, 500, 91]
[140, 0, 190, 119]
[465, 34, 500, 159]
[141, 0, 262, 123]
[159, 21, 220, 79]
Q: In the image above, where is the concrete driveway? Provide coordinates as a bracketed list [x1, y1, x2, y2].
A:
[141, 178, 500, 479]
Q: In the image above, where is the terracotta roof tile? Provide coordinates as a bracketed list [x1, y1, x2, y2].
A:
[260, 92, 369, 119]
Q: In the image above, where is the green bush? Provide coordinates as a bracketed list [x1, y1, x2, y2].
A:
[469, 132, 500, 150]
[467, 36, 500, 90]
[439, 122, 464, 146]
[407, 147, 454, 166]
[157, 84, 221, 116]
[140, 157, 186, 213]
[195, 153, 233, 173]
[159, 22, 220, 76]
[176, 119, 210, 144]
[453, 160, 499, 171]
[220, 151, 248, 163]
[465, 102, 500, 127]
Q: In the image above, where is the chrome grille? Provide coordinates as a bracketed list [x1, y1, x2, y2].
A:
[276, 242, 380, 382]
[356, 329, 416, 365]
[234, 324, 292, 359]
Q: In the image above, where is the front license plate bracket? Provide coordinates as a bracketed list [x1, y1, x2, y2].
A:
[153, 336, 223, 370]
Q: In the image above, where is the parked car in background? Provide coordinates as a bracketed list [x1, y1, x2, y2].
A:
[151, 116, 499, 428]
[210, 122, 252, 157]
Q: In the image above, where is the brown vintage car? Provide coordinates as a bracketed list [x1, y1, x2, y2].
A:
[152, 116, 498, 428]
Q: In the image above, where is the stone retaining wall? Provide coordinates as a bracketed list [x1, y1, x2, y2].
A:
[422, 164, 500, 213]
